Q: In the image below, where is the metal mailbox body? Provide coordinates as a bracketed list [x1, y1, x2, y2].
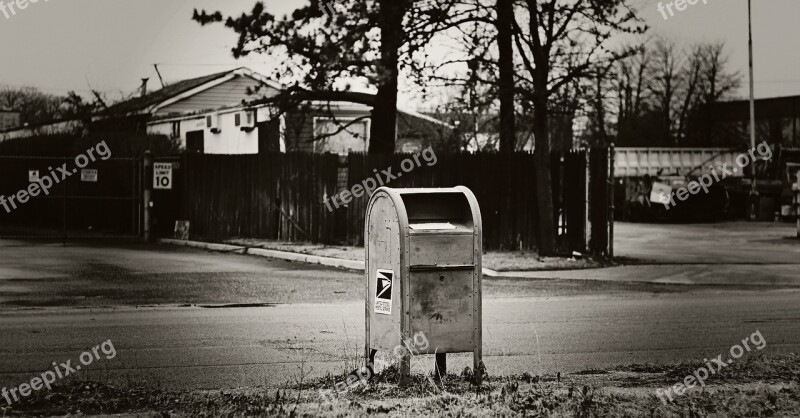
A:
[364, 186, 482, 384]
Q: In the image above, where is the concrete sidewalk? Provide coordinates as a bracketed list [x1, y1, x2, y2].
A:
[160, 235, 604, 277]
[160, 221, 800, 286]
[160, 238, 514, 277]
[161, 239, 366, 271]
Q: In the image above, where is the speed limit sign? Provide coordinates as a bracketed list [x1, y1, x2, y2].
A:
[154, 163, 173, 190]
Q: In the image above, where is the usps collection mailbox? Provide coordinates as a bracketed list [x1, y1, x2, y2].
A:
[364, 186, 483, 385]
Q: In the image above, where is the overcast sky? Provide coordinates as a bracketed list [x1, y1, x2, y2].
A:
[0, 0, 798, 110]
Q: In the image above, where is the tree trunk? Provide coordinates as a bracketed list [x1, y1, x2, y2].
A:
[533, 76, 556, 255]
[594, 74, 608, 145]
[497, 0, 516, 153]
[369, 0, 408, 153]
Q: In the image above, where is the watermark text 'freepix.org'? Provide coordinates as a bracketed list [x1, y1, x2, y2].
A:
[0, 140, 112, 215]
[0, 0, 50, 20]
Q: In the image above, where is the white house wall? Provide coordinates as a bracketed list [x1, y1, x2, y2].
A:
[205, 111, 259, 154]
[148, 110, 263, 154]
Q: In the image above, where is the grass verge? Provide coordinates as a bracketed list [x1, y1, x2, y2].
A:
[1, 354, 797, 417]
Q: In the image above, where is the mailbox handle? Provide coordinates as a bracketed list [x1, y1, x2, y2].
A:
[409, 264, 475, 272]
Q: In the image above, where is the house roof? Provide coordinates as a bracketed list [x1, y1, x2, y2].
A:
[399, 108, 453, 129]
[106, 70, 234, 115]
[397, 109, 453, 141]
[106, 67, 283, 116]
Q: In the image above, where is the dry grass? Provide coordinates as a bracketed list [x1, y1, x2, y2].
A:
[2, 354, 798, 417]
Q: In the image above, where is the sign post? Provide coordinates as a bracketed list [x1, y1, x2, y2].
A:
[143, 151, 153, 242]
[796, 171, 800, 238]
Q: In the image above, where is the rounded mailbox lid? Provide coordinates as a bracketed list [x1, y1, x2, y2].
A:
[366, 187, 482, 234]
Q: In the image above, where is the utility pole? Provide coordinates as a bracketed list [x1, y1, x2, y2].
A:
[747, 0, 756, 153]
[747, 0, 759, 220]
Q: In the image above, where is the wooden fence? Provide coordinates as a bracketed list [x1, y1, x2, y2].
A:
[163, 149, 613, 254]
[0, 155, 141, 239]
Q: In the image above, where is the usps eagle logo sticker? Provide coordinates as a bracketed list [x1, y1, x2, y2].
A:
[374, 269, 394, 315]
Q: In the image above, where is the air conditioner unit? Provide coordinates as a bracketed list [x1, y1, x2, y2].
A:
[240, 111, 256, 131]
[206, 113, 221, 134]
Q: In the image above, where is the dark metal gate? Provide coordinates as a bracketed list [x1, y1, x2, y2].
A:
[0, 156, 142, 242]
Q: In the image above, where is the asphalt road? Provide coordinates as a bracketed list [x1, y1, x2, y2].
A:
[0, 225, 799, 391]
[0, 291, 798, 390]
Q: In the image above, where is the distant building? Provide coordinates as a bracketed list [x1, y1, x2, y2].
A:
[0, 68, 451, 154]
[698, 95, 800, 149]
[0, 108, 21, 130]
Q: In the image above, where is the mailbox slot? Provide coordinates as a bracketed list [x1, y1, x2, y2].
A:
[401, 192, 472, 226]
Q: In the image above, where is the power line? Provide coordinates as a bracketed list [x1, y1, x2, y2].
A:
[153, 63, 247, 67]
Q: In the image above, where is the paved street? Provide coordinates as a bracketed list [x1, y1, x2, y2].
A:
[500, 221, 800, 286]
[0, 291, 798, 390]
[0, 222, 799, 390]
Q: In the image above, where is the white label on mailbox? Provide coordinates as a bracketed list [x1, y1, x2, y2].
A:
[374, 269, 393, 315]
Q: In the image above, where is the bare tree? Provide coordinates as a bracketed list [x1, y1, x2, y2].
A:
[510, 0, 645, 254]
[497, 0, 516, 153]
[193, 0, 461, 153]
[0, 86, 65, 126]
[699, 42, 740, 105]
[676, 44, 704, 145]
[647, 38, 681, 146]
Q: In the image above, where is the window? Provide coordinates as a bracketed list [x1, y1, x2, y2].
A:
[313, 117, 369, 155]
[235, 113, 241, 127]
[171, 122, 181, 139]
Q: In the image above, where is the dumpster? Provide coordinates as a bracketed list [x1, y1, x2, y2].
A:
[364, 186, 483, 385]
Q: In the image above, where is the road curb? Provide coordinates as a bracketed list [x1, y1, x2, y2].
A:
[247, 247, 365, 271]
[482, 268, 501, 277]
[161, 239, 246, 254]
[159, 238, 502, 276]
[159, 239, 366, 271]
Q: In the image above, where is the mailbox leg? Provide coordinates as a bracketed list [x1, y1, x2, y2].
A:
[474, 351, 483, 386]
[368, 349, 377, 371]
[435, 353, 447, 378]
[399, 353, 411, 387]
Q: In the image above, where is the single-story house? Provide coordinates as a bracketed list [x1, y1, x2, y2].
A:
[0, 68, 452, 154]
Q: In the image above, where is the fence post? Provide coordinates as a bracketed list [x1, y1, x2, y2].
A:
[608, 143, 615, 258]
[796, 170, 800, 238]
[62, 156, 68, 246]
[143, 150, 153, 242]
[585, 148, 591, 253]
